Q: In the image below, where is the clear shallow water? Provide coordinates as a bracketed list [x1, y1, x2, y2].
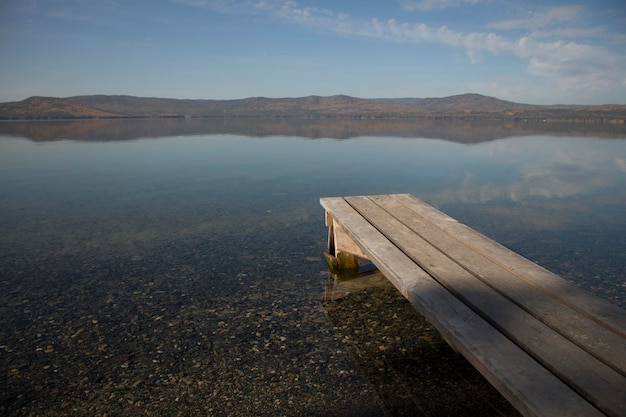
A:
[1, 119, 625, 415]
[2, 122, 624, 304]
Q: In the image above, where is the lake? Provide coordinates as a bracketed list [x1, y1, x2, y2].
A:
[1, 118, 625, 416]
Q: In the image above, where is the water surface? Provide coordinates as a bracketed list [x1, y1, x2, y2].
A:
[1, 119, 625, 416]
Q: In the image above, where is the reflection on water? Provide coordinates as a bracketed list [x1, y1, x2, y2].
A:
[2, 117, 626, 143]
[428, 136, 626, 204]
[0, 119, 625, 416]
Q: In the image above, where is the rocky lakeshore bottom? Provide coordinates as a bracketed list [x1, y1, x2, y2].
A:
[2, 247, 518, 417]
[324, 272, 520, 416]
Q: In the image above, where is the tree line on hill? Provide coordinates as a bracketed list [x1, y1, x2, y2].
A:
[0, 93, 625, 123]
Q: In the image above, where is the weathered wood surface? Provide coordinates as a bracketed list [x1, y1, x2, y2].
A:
[320, 194, 626, 417]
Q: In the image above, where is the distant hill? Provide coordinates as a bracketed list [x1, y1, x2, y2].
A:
[1, 93, 625, 122]
[0, 96, 123, 119]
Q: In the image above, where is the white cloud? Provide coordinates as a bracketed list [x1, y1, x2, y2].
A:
[357, 13, 624, 98]
[532, 26, 606, 39]
[254, 0, 351, 31]
[513, 37, 620, 92]
[176, 0, 626, 100]
[488, 6, 584, 31]
[361, 19, 516, 63]
[487, 5, 611, 42]
[402, 0, 485, 11]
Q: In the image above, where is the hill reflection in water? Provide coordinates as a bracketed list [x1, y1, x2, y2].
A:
[2, 117, 626, 143]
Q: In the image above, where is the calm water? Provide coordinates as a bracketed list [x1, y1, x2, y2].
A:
[1, 119, 625, 415]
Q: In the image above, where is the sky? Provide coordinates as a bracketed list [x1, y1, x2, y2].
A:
[1, 0, 625, 105]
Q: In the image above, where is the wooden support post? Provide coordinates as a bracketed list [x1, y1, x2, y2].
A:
[335, 251, 360, 276]
[324, 211, 365, 276]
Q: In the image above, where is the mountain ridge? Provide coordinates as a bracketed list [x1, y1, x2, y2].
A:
[1, 93, 624, 122]
[0, 96, 124, 119]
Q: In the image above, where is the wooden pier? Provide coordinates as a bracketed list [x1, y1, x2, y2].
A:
[320, 194, 626, 417]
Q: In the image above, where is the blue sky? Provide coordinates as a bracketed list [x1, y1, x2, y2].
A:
[1, 0, 625, 104]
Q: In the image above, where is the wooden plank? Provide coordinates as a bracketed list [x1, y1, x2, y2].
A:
[392, 193, 626, 339]
[320, 197, 604, 417]
[343, 195, 626, 417]
[367, 194, 626, 376]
